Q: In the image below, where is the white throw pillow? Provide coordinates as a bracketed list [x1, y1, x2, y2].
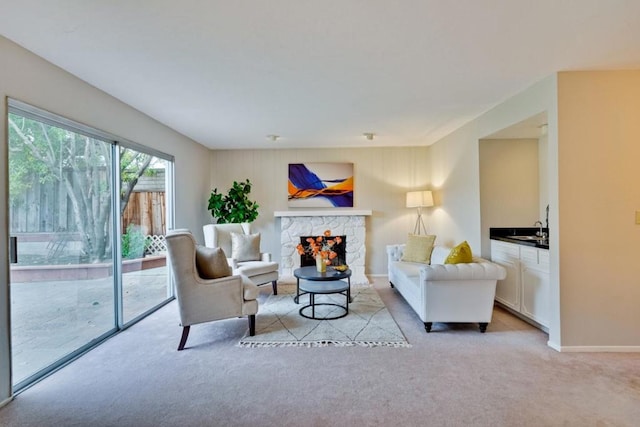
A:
[231, 232, 261, 262]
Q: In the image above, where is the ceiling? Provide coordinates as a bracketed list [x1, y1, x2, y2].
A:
[2, 1, 640, 150]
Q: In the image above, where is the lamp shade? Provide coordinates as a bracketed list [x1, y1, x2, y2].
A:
[406, 190, 434, 208]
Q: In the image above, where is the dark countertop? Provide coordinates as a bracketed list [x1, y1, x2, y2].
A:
[490, 227, 549, 250]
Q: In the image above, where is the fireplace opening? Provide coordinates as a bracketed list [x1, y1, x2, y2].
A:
[299, 235, 347, 267]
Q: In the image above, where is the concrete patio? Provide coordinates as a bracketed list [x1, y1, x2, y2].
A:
[9, 266, 170, 385]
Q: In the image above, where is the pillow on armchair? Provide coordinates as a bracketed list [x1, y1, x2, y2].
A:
[231, 232, 261, 262]
[195, 246, 232, 279]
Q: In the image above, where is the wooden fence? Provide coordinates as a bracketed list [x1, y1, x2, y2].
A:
[121, 192, 166, 235]
[10, 176, 166, 236]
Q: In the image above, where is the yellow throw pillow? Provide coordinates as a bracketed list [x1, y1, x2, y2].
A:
[445, 241, 473, 264]
[401, 234, 436, 264]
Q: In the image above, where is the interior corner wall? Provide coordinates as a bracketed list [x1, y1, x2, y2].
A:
[0, 35, 211, 401]
[427, 75, 560, 347]
[557, 70, 640, 347]
[208, 146, 431, 275]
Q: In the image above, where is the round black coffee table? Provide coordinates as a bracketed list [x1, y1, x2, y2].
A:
[293, 266, 352, 320]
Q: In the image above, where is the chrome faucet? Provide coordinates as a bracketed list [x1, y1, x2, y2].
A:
[534, 220, 545, 238]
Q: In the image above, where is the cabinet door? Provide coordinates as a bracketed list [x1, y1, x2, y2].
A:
[491, 241, 520, 311]
[521, 250, 550, 327]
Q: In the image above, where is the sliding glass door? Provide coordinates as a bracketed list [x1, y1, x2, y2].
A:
[120, 147, 172, 324]
[8, 112, 117, 388]
[8, 100, 174, 391]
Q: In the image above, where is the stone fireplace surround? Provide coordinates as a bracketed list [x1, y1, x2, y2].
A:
[274, 210, 372, 285]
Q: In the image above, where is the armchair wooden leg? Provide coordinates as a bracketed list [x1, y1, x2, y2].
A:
[178, 325, 190, 351]
[272, 280, 278, 295]
[249, 315, 256, 336]
[479, 323, 488, 333]
[424, 322, 432, 333]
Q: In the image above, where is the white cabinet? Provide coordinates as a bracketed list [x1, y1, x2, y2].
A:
[490, 240, 549, 329]
[520, 247, 550, 327]
[490, 240, 520, 311]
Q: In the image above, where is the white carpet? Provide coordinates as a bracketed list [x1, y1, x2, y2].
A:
[239, 283, 410, 347]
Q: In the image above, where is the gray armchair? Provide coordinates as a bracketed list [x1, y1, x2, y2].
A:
[166, 230, 258, 350]
[203, 223, 279, 295]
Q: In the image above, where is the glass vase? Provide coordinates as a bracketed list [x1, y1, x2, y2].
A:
[315, 255, 326, 273]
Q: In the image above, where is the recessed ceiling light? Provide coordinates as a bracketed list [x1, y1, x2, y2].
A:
[363, 132, 375, 140]
[266, 134, 280, 141]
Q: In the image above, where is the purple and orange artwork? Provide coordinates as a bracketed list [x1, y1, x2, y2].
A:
[288, 163, 354, 208]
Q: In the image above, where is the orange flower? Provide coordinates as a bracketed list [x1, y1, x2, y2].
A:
[299, 229, 343, 266]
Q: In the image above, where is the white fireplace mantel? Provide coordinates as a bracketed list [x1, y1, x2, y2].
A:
[275, 209, 372, 285]
[274, 209, 372, 217]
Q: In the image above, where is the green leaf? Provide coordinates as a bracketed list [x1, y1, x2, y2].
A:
[208, 179, 259, 223]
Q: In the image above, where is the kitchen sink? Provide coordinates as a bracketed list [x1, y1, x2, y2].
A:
[509, 235, 545, 241]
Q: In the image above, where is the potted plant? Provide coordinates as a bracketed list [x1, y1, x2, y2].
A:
[207, 179, 259, 223]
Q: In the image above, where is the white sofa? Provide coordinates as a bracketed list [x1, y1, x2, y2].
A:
[387, 244, 507, 333]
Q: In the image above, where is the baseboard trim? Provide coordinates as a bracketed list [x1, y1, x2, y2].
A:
[547, 340, 561, 352]
[554, 345, 640, 353]
[0, 396, 13, 409]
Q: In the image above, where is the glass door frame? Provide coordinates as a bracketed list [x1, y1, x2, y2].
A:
[115, 141, 175, 329]
[7, 98, 175, 392]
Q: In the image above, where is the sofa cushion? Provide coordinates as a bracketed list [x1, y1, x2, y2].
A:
[445, 241, 473, 264]
[392, 260, 423, 279]
[429, 246, 450, 264]
[195, 245, 232, 279]
[401, 234, 436, 264]
[231, 232, 261, 262]
[236, 260, 279, 276]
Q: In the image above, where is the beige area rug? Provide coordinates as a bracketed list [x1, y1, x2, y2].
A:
[239, 283, 410, 347]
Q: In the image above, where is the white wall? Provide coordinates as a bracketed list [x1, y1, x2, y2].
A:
[538, 133, 549, 224]
[208, 147, 431, 276]
[557, 71, 640, 348]
[427, 76, 560, 347]
[479, 139, 540, 257]
[0, 36, 211, 403]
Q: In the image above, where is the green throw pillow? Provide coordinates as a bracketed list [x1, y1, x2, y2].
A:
[401, 234, 436, 264]
[445, 241, 473, 264]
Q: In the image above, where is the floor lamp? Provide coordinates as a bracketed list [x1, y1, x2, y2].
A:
[406, 190, 434, 235]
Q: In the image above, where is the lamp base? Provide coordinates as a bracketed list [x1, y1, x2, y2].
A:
[413, 208, 428, 235]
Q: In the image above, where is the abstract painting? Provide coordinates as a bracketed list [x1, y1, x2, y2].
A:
[288, 163, 354, 207]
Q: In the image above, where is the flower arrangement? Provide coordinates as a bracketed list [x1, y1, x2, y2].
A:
[296, 229, 342, 265]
